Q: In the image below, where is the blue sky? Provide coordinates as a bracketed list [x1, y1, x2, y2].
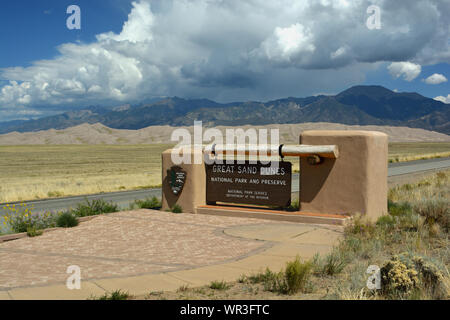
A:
[0, 0, 449, 121]
[364, 63, 450, 97]
[0, 1, 131, 68]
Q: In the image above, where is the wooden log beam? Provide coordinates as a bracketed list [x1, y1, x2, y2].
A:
[281, 144, 339, 159]
[203, 144, 339, 159]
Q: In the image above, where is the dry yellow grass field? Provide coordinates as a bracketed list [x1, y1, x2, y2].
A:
[0, 142, 449, 203]
[388, 142, 450, 163]
[0, 144, 172, 203]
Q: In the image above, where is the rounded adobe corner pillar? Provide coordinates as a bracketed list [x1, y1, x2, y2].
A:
[299, 130, 388, 221]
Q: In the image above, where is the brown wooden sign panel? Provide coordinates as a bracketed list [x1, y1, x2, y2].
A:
[206, 161, 292, 207]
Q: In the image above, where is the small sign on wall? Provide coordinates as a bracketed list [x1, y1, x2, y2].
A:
[168, 166, 187, 196]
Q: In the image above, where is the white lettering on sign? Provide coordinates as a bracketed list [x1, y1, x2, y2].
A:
[206, 161, 291, 206]
[213, 165, 286, 175]
[261, 179, 286, 185]
[213, 165, 234, 173]
[260, 167, 286, 176]
[237, 166, 258, 174]
[211, 177, 233, 183]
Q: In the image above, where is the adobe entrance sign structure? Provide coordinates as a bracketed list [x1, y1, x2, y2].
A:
[162, 130, 388, 225]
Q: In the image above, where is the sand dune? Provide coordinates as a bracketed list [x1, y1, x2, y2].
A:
[0, 122, 449, 145]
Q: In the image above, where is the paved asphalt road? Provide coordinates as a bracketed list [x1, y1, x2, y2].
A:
[1, 157, 449, 215]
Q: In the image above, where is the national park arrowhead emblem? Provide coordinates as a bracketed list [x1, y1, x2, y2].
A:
[168, 166, 187, 196]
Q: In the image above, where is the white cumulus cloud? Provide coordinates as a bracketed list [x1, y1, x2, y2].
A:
[0, 0, 449, 114]
[256, 23, 315, 65]
[96, 1, 154, 43]
[424, 73, 448, 85]
[388, 62, 422, 81]
[434, 94, 450, 104]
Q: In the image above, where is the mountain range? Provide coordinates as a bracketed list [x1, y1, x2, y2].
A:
[1, 85, 449, 135]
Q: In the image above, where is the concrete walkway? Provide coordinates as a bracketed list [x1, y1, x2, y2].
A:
[0, 209, 342, 300]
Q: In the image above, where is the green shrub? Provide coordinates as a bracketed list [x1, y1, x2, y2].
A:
[264, 257, 313, 295]
[413, 199, 449, 232]
[379, 253, 448, 299]
[313, 251, 347, 276]
[341, 237, 362, 254]
[135, 196, 161, 210]
[26, 227, 43, 237]
[393, 253, 447, 299]
[96, 290, 130, 300]
[171, 204, 183, 213]
[2, 204, 56, 233]
[388, 200, 412, 217]
[284, 257, 313, 294]
[71, 199, 118, 217]
[325, 252, 347, 275]
[397, 211, 420, 232]
[245, 268, 278, 284]
[380, 256, 419, 298]
[263, 271, 288, 293]
[56, 212, 79, 228]
[243, 260, 314, 295]
[412, 256, 445, 294]
[209, 280, 230, 290]
[376, 214, 396, 230]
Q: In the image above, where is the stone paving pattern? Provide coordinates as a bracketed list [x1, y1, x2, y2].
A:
[0, 210, 279, 289]
[0, 209, 343, 299]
